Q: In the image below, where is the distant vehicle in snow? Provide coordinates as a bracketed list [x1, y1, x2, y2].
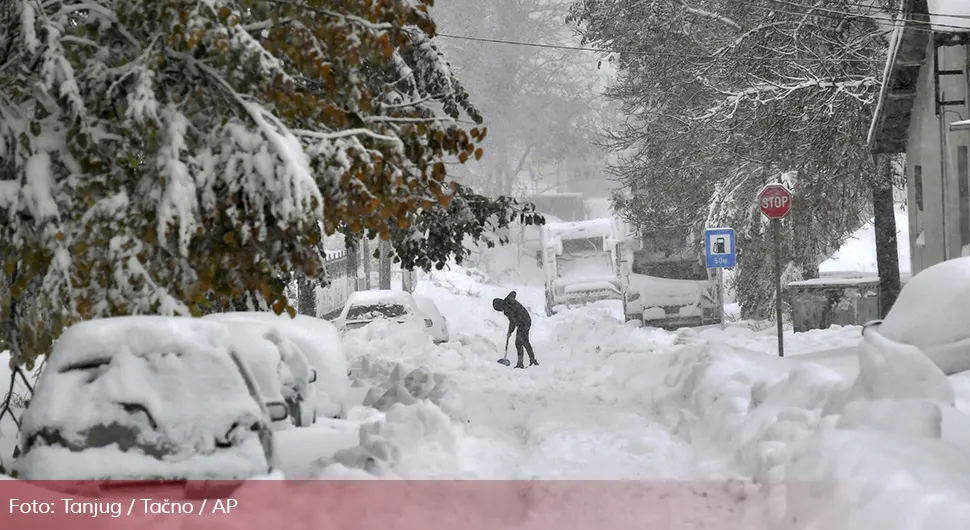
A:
[521, 191, 587, 266]
[524, 191, 586, 222]
[334, 290, 438, 339]
[539, 218, 627, 315]
[15, 316, 287, 486]
[204, 312, 352, 422]
[620, 225, 720, 329]
[413, 294, 450, 343]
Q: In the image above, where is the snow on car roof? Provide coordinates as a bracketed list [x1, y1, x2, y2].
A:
[346, 289, 416, 307]
[22, 316, 267, 477]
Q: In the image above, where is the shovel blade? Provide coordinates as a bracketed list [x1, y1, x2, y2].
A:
[497, 358, 511, 366]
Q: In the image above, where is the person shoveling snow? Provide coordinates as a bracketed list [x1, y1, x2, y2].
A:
[492, 291, 538, 369]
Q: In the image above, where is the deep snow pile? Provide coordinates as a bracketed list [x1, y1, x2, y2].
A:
[633, 325, 970, 528]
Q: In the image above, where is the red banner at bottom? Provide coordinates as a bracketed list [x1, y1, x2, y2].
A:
[0, 479, 940, 530]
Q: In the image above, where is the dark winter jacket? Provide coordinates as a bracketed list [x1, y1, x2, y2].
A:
[497, 291, 531, 336]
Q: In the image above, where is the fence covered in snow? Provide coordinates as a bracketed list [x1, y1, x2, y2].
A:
[316, 250, 354, 319]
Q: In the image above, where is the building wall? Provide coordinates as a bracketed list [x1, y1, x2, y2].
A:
[905, 39, 970, 275]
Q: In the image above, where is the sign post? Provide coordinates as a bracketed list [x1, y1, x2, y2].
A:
[704, 227, 737, 330]
[757, 183, 793, 357]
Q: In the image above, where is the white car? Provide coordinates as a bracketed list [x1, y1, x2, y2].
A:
[204, 312, 351, 420]
[413, 294, 450, 344]
[334, 290, 437, 338]
[15, 316, 287, 484]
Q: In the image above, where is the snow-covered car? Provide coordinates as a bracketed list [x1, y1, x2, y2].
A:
[334, 290, 436, 337]
[210, 321, 307, 429]
[864, 256, 970, 376]
[204, 311, 351, 420]
[15, 316, 287, 486]
[413, 294, 450, 344]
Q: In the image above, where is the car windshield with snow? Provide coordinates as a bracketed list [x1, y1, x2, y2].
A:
[336, 291, 433, 333]
[15, 317, 287, 486]
[346, 302, 411, 321]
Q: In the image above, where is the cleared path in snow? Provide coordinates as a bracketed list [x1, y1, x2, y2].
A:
[404, 273, 742, 481]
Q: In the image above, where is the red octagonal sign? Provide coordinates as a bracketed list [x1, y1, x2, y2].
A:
[758, 182, 791, 219]
[758, 183, 792, 219]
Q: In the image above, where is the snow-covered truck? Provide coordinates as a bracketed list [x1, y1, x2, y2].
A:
[538, 218, 629, 315]
[620, 226, 720, 329]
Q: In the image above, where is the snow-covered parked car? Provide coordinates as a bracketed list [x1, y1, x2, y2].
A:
[865, 256, 970, 376]
[334, 290, 437, 338]
[15, 316, 287, 484]
[213, 322, 306, 429]
[205, 315, 316, 427]
[414, 294, 450, 344]
[204, 312, 351, 420]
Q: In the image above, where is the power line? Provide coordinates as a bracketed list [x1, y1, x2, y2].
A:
[435, 33, 885, 63]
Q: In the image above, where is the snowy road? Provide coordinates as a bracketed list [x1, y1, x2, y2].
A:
[343, 270, 743, 481]
[440, 319, 740, 480]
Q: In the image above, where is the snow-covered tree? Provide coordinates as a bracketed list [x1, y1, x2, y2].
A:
[569, 0, 899, 318]
[0, 0, 532, 368]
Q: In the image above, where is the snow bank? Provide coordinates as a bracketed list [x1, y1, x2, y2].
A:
[284, 337, 470, 478]
[634, 320, 970, 528]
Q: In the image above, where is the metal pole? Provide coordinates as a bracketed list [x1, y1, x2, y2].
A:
[717, 268, 726, 330]
[773, 218, 785, 357]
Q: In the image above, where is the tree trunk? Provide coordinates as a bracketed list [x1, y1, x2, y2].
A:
[297, 275, 316, 317]
[378, 239, 392, 290]
[873, 154, 901, 318]
[346, 238, 359, 291]
[362, 238, 372, 289]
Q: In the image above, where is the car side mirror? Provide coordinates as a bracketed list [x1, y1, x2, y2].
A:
[309, 368, 318, 384]
[265, 401, 289, 422]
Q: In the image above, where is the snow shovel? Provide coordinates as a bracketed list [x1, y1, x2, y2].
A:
[497, 334, 511, 366]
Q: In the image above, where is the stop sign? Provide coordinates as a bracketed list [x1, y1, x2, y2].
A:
[758, 183, 792, 219]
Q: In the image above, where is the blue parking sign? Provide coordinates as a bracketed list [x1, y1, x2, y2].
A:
[704, 228, 736, 269]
